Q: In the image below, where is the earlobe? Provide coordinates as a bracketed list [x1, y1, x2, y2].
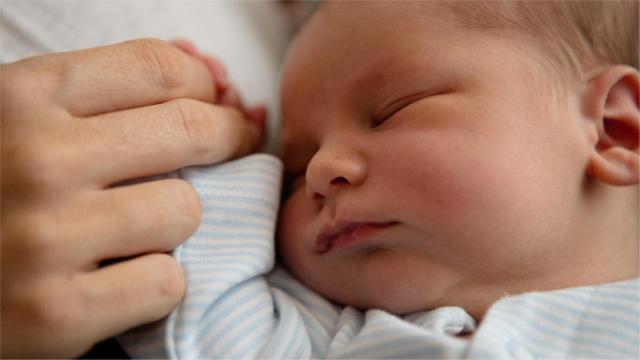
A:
[584, 65, 639, 186]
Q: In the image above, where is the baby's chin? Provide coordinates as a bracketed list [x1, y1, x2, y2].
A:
[306, 256, 466, 316]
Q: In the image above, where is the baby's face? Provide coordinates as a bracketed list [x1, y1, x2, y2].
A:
[278, 2, 585, 317]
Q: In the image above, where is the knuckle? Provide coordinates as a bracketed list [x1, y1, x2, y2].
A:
[1, 61, 49, 102]
[128, 38, 187, 92]
[6, 139, 69, 192]
[12, 213, 62, 261]
[27, 286, 82, 341]
[172, 99, 215, 158]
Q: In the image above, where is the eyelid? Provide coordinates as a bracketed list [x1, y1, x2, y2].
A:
[372, 88, 451, 127]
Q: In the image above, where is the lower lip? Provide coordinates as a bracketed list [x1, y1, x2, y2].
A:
[328, 222, 398, 252]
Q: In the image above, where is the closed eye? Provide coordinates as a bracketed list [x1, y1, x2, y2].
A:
[371, 89, 452, 128]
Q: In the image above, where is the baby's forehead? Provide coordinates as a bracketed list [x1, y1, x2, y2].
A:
[298, 1, 622, 84]
[280, 6, 474, 153]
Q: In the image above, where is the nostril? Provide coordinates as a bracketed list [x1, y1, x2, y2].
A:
[330, 176, 349, 186]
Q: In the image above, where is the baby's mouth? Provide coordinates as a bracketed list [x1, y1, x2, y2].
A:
[315, 221, 399, 254]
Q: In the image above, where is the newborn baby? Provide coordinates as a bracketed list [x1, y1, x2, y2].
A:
[122, 1, 639, 358]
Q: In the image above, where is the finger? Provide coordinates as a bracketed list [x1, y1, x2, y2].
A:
[80, 99, 261, 184]
[72, 179, 201, 265]
[78, 253, 186, 343]
[218, 85, 247, 114]
[52, 38, 217, 116]
[170, 42, 229, 93]
[201, 54, 229, 93]
[170, 38, 200, 57]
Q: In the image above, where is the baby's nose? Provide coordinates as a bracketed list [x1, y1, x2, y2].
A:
[305, 146, 367, 201]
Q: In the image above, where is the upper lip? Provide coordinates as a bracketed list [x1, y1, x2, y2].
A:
[315, 220, 398, 253]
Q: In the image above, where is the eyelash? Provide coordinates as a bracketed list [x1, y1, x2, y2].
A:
[372, 89, 452, 128]
[371, 97, 418, 128]
[371, 113, 395, 128]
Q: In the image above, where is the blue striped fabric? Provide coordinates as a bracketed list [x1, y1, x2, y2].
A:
[119, 154, 640, 359]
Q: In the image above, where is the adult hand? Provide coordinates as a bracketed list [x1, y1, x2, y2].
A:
[1, 38, 264, 358]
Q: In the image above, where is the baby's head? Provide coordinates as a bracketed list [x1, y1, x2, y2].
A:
[277, 1, 639, 319]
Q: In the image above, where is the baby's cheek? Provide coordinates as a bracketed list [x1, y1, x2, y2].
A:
[431, 153, 554, 270]
[277, 191, 316, 271]
[391, 146, 491, 217]
[393, 140, 538, 262]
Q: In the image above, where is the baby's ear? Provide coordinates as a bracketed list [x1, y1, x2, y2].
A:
[583, 65, 639, 186]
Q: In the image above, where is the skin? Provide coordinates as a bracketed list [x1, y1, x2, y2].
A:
[277, 2, 639, 321]
[1, 38, 264, 358]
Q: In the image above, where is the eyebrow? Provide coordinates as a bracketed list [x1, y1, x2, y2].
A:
[344, 56, 393, 94]
[345, 52, 436, 97]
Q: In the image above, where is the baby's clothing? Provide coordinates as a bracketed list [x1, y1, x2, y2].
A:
[119, 154, 639, 359]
